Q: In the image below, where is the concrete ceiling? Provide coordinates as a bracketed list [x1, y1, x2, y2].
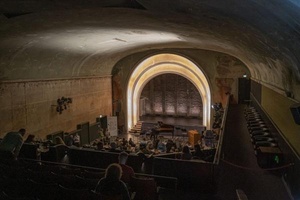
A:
[0, 0, 300, 99]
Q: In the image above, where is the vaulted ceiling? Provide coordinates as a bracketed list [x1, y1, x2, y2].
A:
[0, 0, 300, 100]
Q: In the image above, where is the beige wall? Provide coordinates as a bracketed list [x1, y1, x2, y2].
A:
[0, 76, 112, 139]
[261, 85, 300, 155]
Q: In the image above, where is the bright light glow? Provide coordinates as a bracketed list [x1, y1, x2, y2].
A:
[27, 28, 181, 54]
[127, 53, 212, 130]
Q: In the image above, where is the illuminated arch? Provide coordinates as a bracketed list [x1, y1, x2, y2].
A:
[127, 53, 211, 130]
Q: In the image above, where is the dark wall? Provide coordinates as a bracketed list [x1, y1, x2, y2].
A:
[251, 80, 262, 104]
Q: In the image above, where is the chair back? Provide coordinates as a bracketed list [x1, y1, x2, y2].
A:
[131, 176, 157, 200]
[0, 191, 35, 200]
[89, 190, 122, 200]
[58, 184, 89, 200]
[82, 169, 105, 179]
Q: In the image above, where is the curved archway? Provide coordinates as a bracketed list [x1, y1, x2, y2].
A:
[127, 53, 211, 130]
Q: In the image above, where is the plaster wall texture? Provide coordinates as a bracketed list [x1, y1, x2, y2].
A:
[0, 8, 299, 102]
[261, 85, 300, 156]
[0, 76, 112, 138]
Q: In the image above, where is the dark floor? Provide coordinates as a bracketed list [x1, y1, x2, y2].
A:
[137, 104, 292, 200]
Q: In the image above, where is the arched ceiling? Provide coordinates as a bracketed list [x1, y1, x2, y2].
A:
[0, 0, 299, 99]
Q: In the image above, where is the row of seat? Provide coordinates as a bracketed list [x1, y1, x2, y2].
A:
[244, 107, 278, 149]
[244, 107, 283, 168]
[0, 159, 176, 200]
[0, 178, 121, 200]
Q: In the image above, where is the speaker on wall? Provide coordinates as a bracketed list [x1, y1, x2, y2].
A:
[290, 103, 300, 125]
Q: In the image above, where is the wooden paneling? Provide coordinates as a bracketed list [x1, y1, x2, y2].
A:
[141, 74, 202, 117]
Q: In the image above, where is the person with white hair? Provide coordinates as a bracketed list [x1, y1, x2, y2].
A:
[95, 163, 130, 200]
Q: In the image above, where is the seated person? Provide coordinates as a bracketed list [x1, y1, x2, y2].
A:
[98, 128, 104, 138]
[64, 133, 74, 146]
[73, 133, 81, 147]
[156, 139, 166, 153]
[150, 128, 158, 141]
[95, 163, 130, 200]
[193, 144, 205, 160]
[137, 143, 152, 155]
[96, 141, 106, 151]
[118, 152, 135, 184]
[146, 142, 154, 153]
[24, 134, 35, 144]
[54, 136, 66, 146]
[128, 138, 136, 147]
[166, 139, 174, 153]
[181, 145, 192, 160]
[108, 142, 122, 153]
[139, 137, 148, 150]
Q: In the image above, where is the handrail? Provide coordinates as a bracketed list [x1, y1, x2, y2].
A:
[19, 157, 106, 172]
[18, 157, 178, 189]
[213, 94, 230, 165]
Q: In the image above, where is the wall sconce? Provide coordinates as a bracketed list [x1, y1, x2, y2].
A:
[52, 97, 72, 114]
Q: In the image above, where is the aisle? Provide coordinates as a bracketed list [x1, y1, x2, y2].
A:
[216, 104, 292, 200]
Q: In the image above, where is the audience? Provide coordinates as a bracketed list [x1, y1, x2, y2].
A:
[157, 138, 166, 153]
[73, 133, 81, 147]
[139, 137, 148, 149]
[121, 138, 128, 147]
[96, 141, 105, 151]
[118, 152, 135, 184]
[95, 163, 130, 200]
[193, 144, 205, 160]
[128, 138, 136, 147]
[181, 145, 192, 160]
[166, 139, 174, 153]
[64, 133, 74, 146]
[24, 134, 35, 144]
[108, 142, 122, 153]
[0, 128, 26, 160]
[54, 136, 66, 145]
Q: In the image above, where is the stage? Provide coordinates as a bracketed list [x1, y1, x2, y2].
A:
[139, 115, 206, 137]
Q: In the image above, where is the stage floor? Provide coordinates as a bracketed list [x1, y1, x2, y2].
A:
[136, 115, 205, 141]
[139, 115, 203, 127]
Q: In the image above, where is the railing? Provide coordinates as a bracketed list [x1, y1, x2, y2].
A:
[213, 94, 231, 165]
[236, 189, 249, 200]
[18, 157, 178, 190]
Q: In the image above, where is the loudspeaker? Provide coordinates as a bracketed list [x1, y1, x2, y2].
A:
[290, 103, 300, 125]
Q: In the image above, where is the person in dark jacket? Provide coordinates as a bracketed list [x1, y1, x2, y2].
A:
[95, 163, 130, 200]
[181, 145, 192, 160]
[0, 128, 26, 160]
